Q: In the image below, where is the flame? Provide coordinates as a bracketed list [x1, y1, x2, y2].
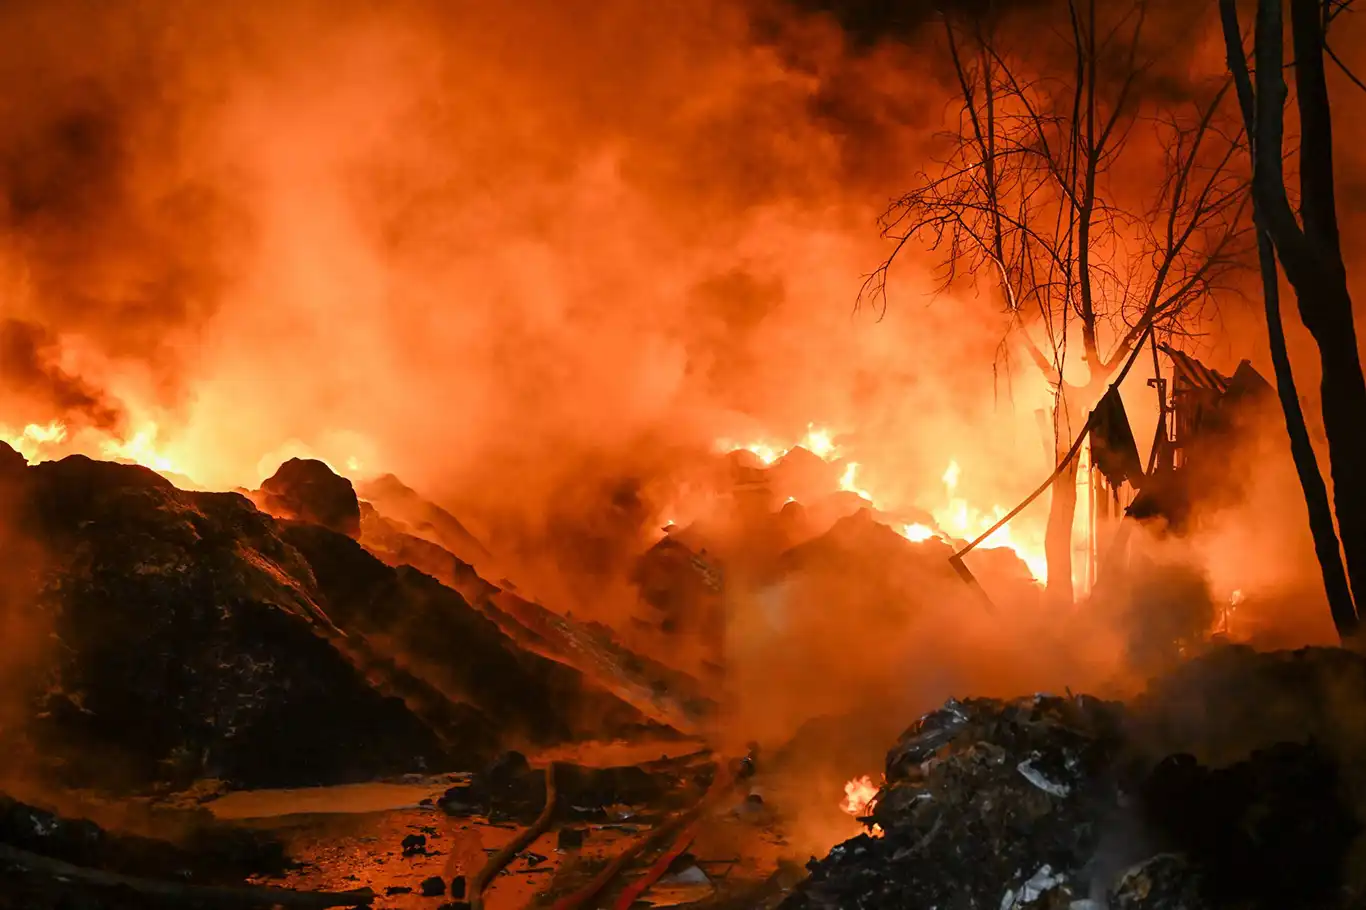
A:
[0, 421, 68, 464]
[838, 461, 874, 503]
[931, 459, 1047, 582]
[840, 774, 879, 816]
[719, 423, 842, 467]
[840, 775, 884, 836]
[100, 423, 186, 478]
[717, 431, 1049, 582]
[902, 523, 935, 542]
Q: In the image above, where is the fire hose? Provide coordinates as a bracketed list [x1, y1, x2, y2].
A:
[551, 755, 748, 910]
[608, 821, 699, 910]
[469, 762, 559, 910]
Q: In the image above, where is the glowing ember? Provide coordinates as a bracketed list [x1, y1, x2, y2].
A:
[902, 523, 935, 542]
[1, 421, 67, 464]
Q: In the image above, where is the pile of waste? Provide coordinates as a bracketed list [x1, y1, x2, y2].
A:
[783, 646, 1366, 910]
[0, 448, 675, 795]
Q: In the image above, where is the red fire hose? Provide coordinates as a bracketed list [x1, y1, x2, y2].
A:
[550, 760, 740, 910]
[469, 763, 558, 910]
[609, 821, 699, 910]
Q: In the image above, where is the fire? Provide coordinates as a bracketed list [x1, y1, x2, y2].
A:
[931, 460, 1047, 582]
[840, 774, 879, 817]
[902, 523, 935, 542]
[0, 421, 67, 464]
[100, 423, 186, 479]
[838, 462, 874, 503]
[718, 423, 843, 467]
[717, 429, 1049, 582]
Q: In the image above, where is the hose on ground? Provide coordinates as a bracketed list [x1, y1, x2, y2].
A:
[469, 762, 558, 910]
[551, 760, 739, 910]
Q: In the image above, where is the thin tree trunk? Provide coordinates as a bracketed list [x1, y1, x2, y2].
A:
[1044, 446, 1079, 603]
[1283, 0, 1366, 616]
[1044, 385, 1092, 604]
[1255, 226, 1358, 636]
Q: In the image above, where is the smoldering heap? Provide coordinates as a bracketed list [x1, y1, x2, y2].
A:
[783, 646, 1366, 910]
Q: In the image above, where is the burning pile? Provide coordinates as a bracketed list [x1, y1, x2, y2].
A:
[709, 426, 1049, 583]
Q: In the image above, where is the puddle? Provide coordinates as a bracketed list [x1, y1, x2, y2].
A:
[204, 778, 466, 821]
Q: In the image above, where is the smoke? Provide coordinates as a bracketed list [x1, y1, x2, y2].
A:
[0, 0, 1351, 697]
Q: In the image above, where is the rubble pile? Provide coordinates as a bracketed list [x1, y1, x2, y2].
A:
[784, 647, 1366, 909]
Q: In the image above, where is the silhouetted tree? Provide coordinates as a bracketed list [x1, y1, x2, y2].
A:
[1220, 0, 1366, 640]
[866, 0, 1249, 602]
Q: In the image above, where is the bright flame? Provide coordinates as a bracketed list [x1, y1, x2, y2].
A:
[803, 424, 837, 460]
[838, 461, 874, 503]
[942, 460, 961, 492]
[0, 421, 67, 464]
[718, 423, 842, 467]
[100, 423, 187, 479]
[840, 775, 884, 836]
[931, 460, 1047, 582]
[719, 430, 1048, 581]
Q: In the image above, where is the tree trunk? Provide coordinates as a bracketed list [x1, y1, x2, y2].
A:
[1044, 445, 1079, 604]
[1219, 0, 1362, 638]
[1284, 0, 1366, 623]
[1306, 272, 1366, 620]
[1043, 385, 1093, 605]
[1256, 227, 1358, 636]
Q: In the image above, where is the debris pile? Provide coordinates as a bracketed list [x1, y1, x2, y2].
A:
[0, 448, 671, 794]
[783, 647, 1366, 909]
[785, 695, 1128, 909]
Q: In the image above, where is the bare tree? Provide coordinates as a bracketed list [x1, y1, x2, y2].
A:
[864, 0, 1249, 602]
[1220, 0, 1366, 640]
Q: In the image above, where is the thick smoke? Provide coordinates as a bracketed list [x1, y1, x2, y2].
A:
[0, 0, 1353, 705]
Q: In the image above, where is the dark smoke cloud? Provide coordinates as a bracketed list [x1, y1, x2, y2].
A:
[0, 0, 253, 419]
[0, 319, 123, 430]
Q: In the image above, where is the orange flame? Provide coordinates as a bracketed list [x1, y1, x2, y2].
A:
[100, 423, 186, 478]
[931, 459, 1048, 582]
[722, 426, 1048, 581]
[840, 774, 879, 817]
[0, 421, 67, 464]
[717, 423, 842, 467]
